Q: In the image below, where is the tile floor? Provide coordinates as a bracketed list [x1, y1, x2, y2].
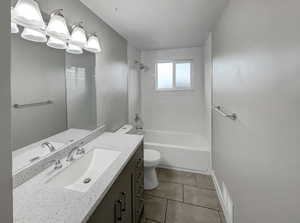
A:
[141, 168, 225, 223]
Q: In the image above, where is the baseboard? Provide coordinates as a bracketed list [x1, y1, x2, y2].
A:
[158, 164, 211, 175]
[211, 170, 231, 223]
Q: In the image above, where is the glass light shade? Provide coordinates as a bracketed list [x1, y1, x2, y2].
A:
[47, 37, 67, 49]
[13, 0, 46, 29]
[11, 22, 19, 34]
[11, 7, 19, 34]
[46, 12, 70, 41]
[84, 35, 101, 53]
[69, 25, 87, 48]
[21, 28, 47, 42]
[66, 43, 83, 55]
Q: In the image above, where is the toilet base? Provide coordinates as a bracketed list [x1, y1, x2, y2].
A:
[144, 167, 159, 190]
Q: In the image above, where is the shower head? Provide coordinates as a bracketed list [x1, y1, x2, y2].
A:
[135, 60, 148, 71]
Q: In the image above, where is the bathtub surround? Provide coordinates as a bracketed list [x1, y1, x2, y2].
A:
[204, 33, 213, 148]
[144, 130, 210, 173]
[127, 45, 142, 125]
[141, 47, 210, 172]
[141, 47, 206, 136]
[212, 0, 300, 222]
[0, 0, 13, 221]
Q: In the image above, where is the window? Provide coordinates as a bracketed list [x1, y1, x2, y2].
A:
[156, 61, 192, 90]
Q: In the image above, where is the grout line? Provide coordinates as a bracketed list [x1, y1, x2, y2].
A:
[158, 179, 194, 186]
[182, 200, 221, 212]
[144, 193, 183, 203]
[182, 184, 185, 202]
[145, 193, 220, 212]
[164, 199, 169, 223]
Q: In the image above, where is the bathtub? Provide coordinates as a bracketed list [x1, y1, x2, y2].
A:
[143, 130, 211, 173]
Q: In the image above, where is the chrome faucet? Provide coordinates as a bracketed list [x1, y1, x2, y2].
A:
[42, 142, 56, 153]
[66, 147, 79, 162]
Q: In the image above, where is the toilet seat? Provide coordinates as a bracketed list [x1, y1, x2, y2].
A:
[144, 149, 161, 167]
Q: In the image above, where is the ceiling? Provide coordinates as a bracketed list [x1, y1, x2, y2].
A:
[80, 0, 228, 50]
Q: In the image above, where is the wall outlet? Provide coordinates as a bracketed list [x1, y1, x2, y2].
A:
[222, 182, 234, 223]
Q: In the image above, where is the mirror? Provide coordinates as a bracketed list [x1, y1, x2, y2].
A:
[11, 25, 97, 172]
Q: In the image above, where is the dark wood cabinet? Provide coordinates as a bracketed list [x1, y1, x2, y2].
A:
[88, 142, 144, 223]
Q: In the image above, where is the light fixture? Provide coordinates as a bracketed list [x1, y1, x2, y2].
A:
[21, 28, 47, 42]
[47, 36, 67, 49]
[66, 43, 83, 55]
[46, 9, 70, 41]
[13, 0, 46, 30]
[69, 22, 87, 48]
[84, 34, 102, 53]
[11, 7, 19, 34]
[11, 22, 19, 34]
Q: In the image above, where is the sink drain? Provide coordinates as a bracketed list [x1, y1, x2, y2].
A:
[83, 178, 92, 184]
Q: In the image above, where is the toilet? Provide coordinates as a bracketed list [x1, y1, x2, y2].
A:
[115, 125, 161, 190]
[144, 149, 161, 190]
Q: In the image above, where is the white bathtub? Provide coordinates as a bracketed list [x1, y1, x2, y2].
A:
[143, 130, 211, 173]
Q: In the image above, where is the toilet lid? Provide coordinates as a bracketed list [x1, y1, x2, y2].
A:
[144, 149, 161, 162]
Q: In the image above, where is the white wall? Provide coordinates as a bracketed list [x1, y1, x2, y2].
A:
[212, 0, 300, 222]
[127, 45, 141, 125]
[141, 47, 206, 136]
[0, 0, 12, 221]
[35, 0, 128, 132]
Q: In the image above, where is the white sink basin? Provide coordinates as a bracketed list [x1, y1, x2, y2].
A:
[46, 148, 121, 193]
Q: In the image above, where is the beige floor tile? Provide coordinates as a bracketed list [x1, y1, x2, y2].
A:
[195, 173, 215, 190]
[166, 200, 221, 223]
[144, 195, 167, 222]
[184, 185, 221, 210]
[158, 168, 197, 186]
[145, 181, 183, 201]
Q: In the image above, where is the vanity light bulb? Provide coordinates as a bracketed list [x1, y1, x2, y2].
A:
[11, 7, 19, 34]
[47, 36, 67, 50]
[70, 25, 87, 48]
[21, 28, 47, 43]
[84, 35, 102, 53]
[66, 43, 83, 55]
[13, 0, 46, 29]
[11, 22, 19, 34]
[46, 10, 70, 41]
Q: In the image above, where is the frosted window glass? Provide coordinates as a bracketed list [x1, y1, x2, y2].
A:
[176, 63, 191, 88]
[157, 63, 173, 89]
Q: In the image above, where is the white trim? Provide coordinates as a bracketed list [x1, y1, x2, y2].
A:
[211, 170, 232, 223]
[158, 165, 210, 175]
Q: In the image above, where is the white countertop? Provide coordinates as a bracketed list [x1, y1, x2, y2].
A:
[13, 132, 143, 223]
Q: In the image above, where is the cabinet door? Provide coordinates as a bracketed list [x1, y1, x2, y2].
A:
[115, 166, 133, 223]
[87, 186, 116, 223]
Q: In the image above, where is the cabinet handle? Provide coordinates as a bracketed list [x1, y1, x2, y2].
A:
[115, 200, 122, 221]
[121, 192, 126, 212]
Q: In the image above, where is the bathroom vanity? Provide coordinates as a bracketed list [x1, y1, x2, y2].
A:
[13, 133, 144, 223]
[88, 141, 144, 223]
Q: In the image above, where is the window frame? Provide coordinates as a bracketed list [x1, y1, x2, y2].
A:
[155, 59, 194, 91]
